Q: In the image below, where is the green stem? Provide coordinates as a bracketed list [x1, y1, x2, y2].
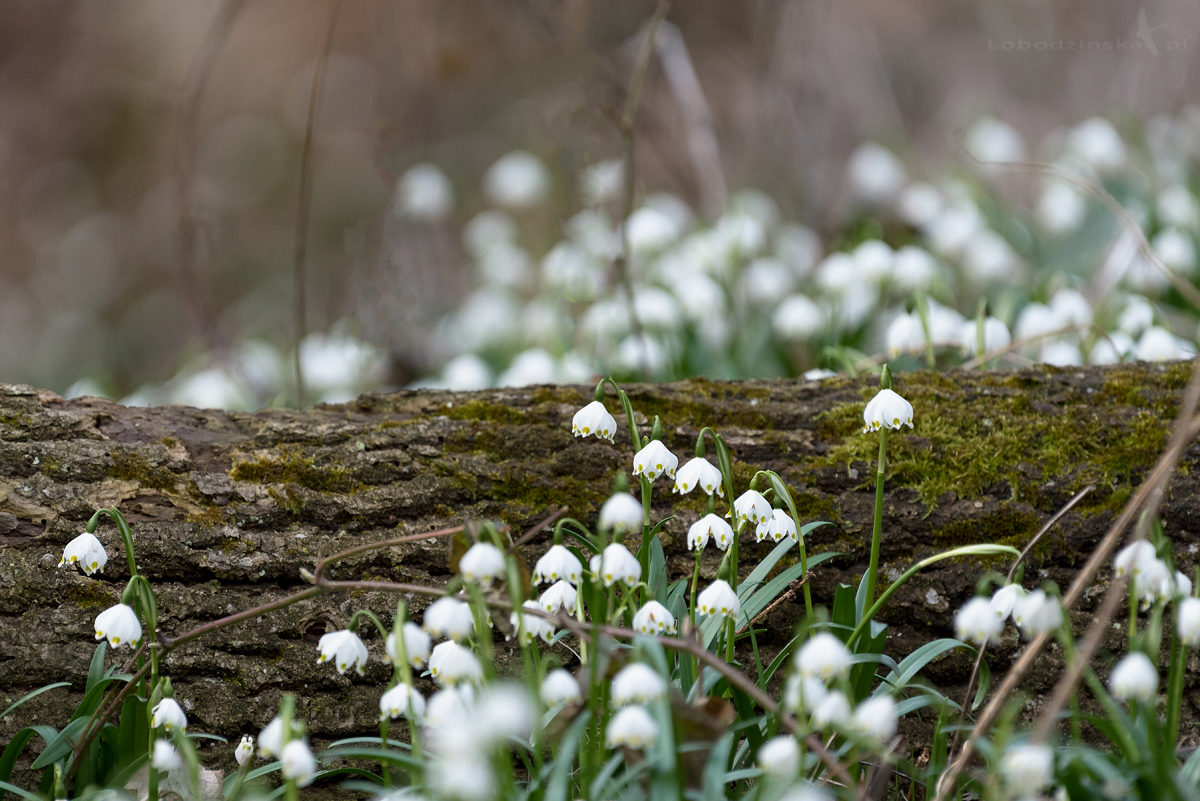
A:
[862, 430, 888, 612]
[1167, 621, 1186, 747]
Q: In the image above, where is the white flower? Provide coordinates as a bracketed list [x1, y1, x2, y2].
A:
[317, 630, 369, 675]
[810, 690, 852, 729]
[386, 622, 432, 669]
[689, 513, 734, 551]
[732, 489, 772, 527]
[594, 542, 641, 587]
[795, 633, 852, 682]
[533, 544, 583, 586]
[151, 739, 181, 773]
[632, 601, 677, 635]
[458, 542, 506, 585]
[990, 584, 1027, 620]
[424, 687, 475, 729]
[783, 674, 828, 714]
[94, 604, 142, 649]
[1133, 558, 1176, 608]
[1109, 652, 1158, 703]
[511, 599, 556, 644]
[257, 717, 284, 759]
[1176, 571, 1193, 599]
[846, 143, 906, 205]
[394, 163, 453, 221]
[778, 784, 834, 801]
[380, 683, 425, 721]
[571, 400, 617, 442]
[886, 312, 926, 357]
[1013, 590, 1063, 638]
[483, 150, 551, 209]
[1001, 742, 1054, 793]
[429, 641, 483, 687]
[757, 734, 800, 779]
[538, 580, 578, 614]
[954, 597, 1004, 645]
[281, 739, 317, 787]
[612, 663, 667, 706]
[1114, 540, 1157, 578]
[697, 580, 740, 619]
[756, 509, 797, 544]
[429, 755, 494, 801]
[606, 705, 658, 749]
[960, 317, 1012, 356]
[862, 388, 914, 433]
[234, 735, 254, 768]
[474, 683, 536, 744]
[58, 532, 108, 575]
[541, 669, 583, 706]
[851, 695, 898, 743]
[673, 457, 724, 496]
[598, 493, 643, 534]
[1178, 597, 1200, 647]
[423, 597, 476, 642]
[151, 698, 188, 733]
[632, 439, 678, 482]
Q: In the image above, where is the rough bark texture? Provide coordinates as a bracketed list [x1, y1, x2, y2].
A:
[3, 361, 1200, 776]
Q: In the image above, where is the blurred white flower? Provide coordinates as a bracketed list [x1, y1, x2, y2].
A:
[393, 163, 453, 221]
[1039, 340, 1082, 367]
[633, 439, 678, 482]
[429, 641, 483, 687]
[1089, 332, 1135, 365]
[386, 622, 431, 669]
[954, 596, 1003, 645]
[1132, 557, 1175, 607]
[891, 246, 940, 293]
[1152, 228, 1196, 274]
[960, 317, 1011, 356]
[689, 513, 734, 551]
[59, 532, 107, 575]
[1001, 743, 1054, 795]
[281, 739, 318, 787]
[810, 689, 852, 729]
[257, 717, 284, 759]
[990, 584, 1027, 621]
[542, 241, 603, 301]
[380, 683, 425, 721]
[428, 756, 493, 801]
[459, 542, 506, 585]
[961, 230, 1018, 284]
[463, 211, 518, 257]
[626, 207, 682, 254]
[497, 348, 557, 387]
[1012, 589, 1063, 638]
[611, 662, 667, 706]
[1049, 288, 1093, 328]
[94, 604, 142, 649]
[632, 600, 677, 635]
[598, 494, 643, 535]
[851, 695, 898, 743]
[580, 159, 623, 206]
[477, 241, 534, 289]
[852, 240, 894, 284]
[795, 633, 851, 682]
[1014, 303, 1059, 341]
[1109, 651, 1157, 702]
[846, 143, 906, 205]
[757, 734, 800, 779]
[741, 257, 794, 306]
[474, 683, 536, 743]
[1068, 117, 1126, 173]
[1135, 326, 1193, 362]
[783, 673, 827, 714]
[674, 457, 723, 496]
[592, 543, 641, 587]
[697, 579, 740, 618]
[151, 698, 188, 733]
[540, 669, 583, 706]
[510, 599, 556, 644]
[606, 705, 658, 749]
[572, 400, 617, 443]
[439, 354, 492, 391]
[151, 740, 182, 773]
[533, 544, 583, 586]
[1117, 296, 1156, 336]
[772, 293, 824, 341]
[1177, 597, 1200, 647]
[886, 312, 926, 357]
[1038, 182, 1087, 234]
[926, 202, 981, 256]
[1114, 541, 1158, 579]
[483, 150, 551, 209]
[775, 224, 822, 277]
[896, 182, 943, 228]
[862, 388, 914, 433]
[1157, 184, 1199, 229]
[317, 630, 369, 676]
[538, 580, 578, 615]
[424, 686, 475, 729]
[423, 597, 476, 642]
[778, 783, 834, 801]
[965, 116, 1025, 163]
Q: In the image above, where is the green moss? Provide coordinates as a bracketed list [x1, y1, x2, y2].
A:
[187, 506, 225, 526]
[69, 581, 116, 610]
[268, 486, 307, 517]
[443, 400, 526, 425]
[111, 449, 178, 490]
[932, 505, 1041, 550]
[230, 448, 363, 493]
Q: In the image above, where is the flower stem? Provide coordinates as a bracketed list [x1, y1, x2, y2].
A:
[862, 429, 889, 613]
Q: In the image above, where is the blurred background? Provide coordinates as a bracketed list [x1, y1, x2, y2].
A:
[3, 0, 1199, 408]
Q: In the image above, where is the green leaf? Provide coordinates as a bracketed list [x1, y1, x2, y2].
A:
[31, 717, 89, 770]
[0, 683, 71, 720]
[699, 729, 737, 801]
[885, 638, 974, 691]
[85, 641, 107, 693]
[649, 537, 668, 602]
[0, 781, 45, 801]
[0, 727, 53, 790]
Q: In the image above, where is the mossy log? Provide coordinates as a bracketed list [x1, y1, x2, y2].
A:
[3, 361, 1200, 768]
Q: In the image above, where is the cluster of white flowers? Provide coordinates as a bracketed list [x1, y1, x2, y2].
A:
[954, 582, 1065, 646]
[783, 632, 898, 745]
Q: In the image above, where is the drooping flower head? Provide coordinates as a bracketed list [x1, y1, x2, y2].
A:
[1109, 651, 1158, 703]
[511, 599, 556, 645]
[1178, 596, 1200, 647]
[151, 740, 182, 773]
[281, 739, 318, 787]
[673, 457, 724, 496]
[794, 632, 852, 682]
[851, 694, 898, 744]
[572, 400, 617, 442]
[151, 698, 188, 733]
[316, 630, 369, 675]
[689, 513, 734, 551]
[632, 600, 677, 635]
[423, 597, 476, 642]
[611, 663, 667, 706]
[94, 603, 142, 649]
[429, 640, 483, 687]
[540, 669, 583, 707]
[385, 621, 431, 669]
[58, 532, 108, 575]
[379, 683, 426, 721]
[533, 544, 583, 586]
[1001, 742, 1054, 794]
[697, 579, 740, 619]
[955, 596, 1004, 645]
[591, 542, 642, 587]
[538, 580, 578, 614]
[606, 705, 658, 749]
[598, 492, 643, 535]
[757, 735, 801, 779]
[632, 439, 678, 482]
[756, 508, 797, 544]
[731, 489, 772, 528]
[458, 542, 507, 585]
[862, 388, 914, 433]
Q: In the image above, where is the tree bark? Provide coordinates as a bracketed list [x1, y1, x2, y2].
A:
[2, 361, 1198, 768]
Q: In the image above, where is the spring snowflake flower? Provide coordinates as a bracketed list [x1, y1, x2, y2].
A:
[633, 439, 678, 482]
[810, 690, 852, 729]
[235, 735, 254, 767]
[732, 489, 772, 528]
[510, 599, 556, 644]
[598, 492, 643, 534]
[632, 600, 677, 635]
[689, 513, 734, 551]
[538, 580, 578, 614]
[483, 150, 551, 209]
[429, 755, 494, 801]
[1012, 590, 1063, 638]
[862, 388, 914, 433]
[541, 669, 583, 706]
[380, 683, 426, 721]
[429, 640, 483, 686]
[1001, 742, 1054, 793]
[458, 542, 506, 584]
[756, 509, 797, 544]
[317, 630, 369, 675]
[424, 687, 475, 729]
[94, 603, 142, 649]
[778, 784, 834, 801]
[592, 542, 642, 587]
[1109, 652, 1158, 703]
[151, 739, 182, 773]
[58, 532, 108, 575]
[954, 597, 1004, 645]
[612, 663, 667, 706]
[697, 579, 740, 619]
[795, 633, 852, 682]
[851, 695, 898, 744]
[1133, 557, 1175, 607]
[1113, 540, 1157, 578]
[533, 544, 583, 585]
[423, 597, 476, 641]
[757, 734, 800, 779]
[1179, 597, 1200, 647]
[783, 674, 828, 714]
[474, 684, 536, 744]
[386, 622, 432, 669]
[257, 717, 284, 759]
[1176, 571, 1193, 599]
[990, 584, 1027, 620]
[281, 739, 317, 787]
[572, 400, 617, 442]
[151, 698, 188, 733]
[673, 457, 724, 496]
[606, 705, 658, 749]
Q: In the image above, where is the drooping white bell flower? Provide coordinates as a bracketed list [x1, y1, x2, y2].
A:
[673, 457, 724, 496]
[611, 663, 667, 706]
[1114, 540, 1157, 579]
[385, 621, 431, 669]
[632, 439, 678, 482]
[58, 532, 108, 575]
[955, 597, 1004, 645]
[960, 317, 1012, 356]
[732, 489, 772, 528]
[1012, 590, 1063, 638]
[598, 493, 643, 535]
[458, 542, 507, 585]
[1001, 742, 1054, 794]
[151, 698, 188, 733]
[689, 513, 734, 551]
[94, 604, 142, 649]
[533, 544, 583, 586]
[851, 694, 898, 744]
[591, 543, 642, 587]
[697, 579, 740, 619]
[756, 509, 797, 544]
[810, 690, 852, 729]
[423, 597, 476, 642]
[1177, 597, 1200, 647]
[429, 641, 483, 687]
[862, 388, 914, 433]
[428, 755, 494, 801]
[257, 717, 284, 759]
[423, 686, 475, 730]
[379, 683, 425, 721]
[540, 669, 583, 707]
[151, 740, 182, 773]
[393, 162, 453, 222]
[990, 584, 1027, 621]
[510, 599, 556, 645]
[234, 734, 254, 768]
[605, 704, 658, 749]
[794, 633, 852, 682]
[483, 150, 551, 210]
[757, 734, 801, 779]
[632, 600, 677, 635]
[571, 400, 617, 442]
[316, 630, 369, 676]
[1109, 651, 1158, 703]
[538, 580, 578, 615]
[280, 739, 317, 787]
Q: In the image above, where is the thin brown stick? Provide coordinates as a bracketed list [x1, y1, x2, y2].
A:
[508, 505, 570, 554]
[311, 523, 465, 583]
[292, 0, 341, 408]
